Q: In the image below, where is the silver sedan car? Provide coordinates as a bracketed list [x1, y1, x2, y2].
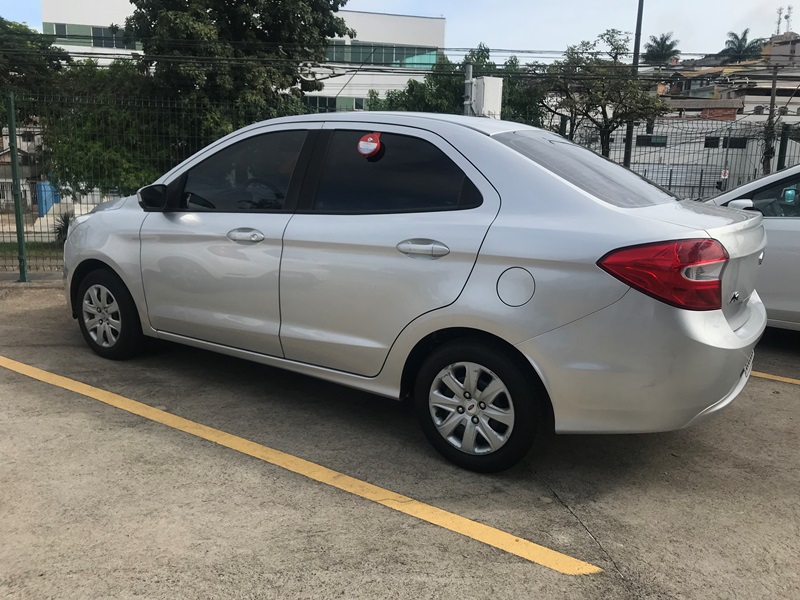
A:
[64, 113, 766, 472]
[705, 165, 800, 331]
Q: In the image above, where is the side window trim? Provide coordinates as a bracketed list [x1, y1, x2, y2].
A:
[296, 130, 333, 213]
[283, 129, 321, 213]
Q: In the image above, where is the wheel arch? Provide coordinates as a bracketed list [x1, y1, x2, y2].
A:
[400, 327, 555, 431]
[70, 259, 122, 318]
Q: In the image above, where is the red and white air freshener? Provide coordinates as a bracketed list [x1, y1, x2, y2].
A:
[357, 132, 382, 157]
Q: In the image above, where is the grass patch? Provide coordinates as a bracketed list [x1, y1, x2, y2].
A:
[0, 242, 63, 258]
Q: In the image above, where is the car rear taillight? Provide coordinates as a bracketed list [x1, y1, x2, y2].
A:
[598, 239, 729, 311]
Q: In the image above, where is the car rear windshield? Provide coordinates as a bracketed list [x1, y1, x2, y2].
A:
[495, 130, 677, 208]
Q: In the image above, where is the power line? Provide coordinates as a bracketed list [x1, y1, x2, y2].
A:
[4, 29, 769, 60]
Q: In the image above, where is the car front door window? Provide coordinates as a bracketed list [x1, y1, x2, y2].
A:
[749, 176, 800, 217]
[182, 130, 307, 212]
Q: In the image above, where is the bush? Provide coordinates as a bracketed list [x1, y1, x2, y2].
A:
[53, 210, 74, 246]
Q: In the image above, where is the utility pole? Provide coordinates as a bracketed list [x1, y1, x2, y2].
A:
[763, 65, 779, 175]
[722, 119, 733, 191]
[623, 0, 645, 168]
[464, 63, 473, 116]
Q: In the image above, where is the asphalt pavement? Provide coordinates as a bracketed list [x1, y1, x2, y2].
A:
[1, 283, 798, 599]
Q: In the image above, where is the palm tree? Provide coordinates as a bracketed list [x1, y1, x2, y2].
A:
[642, 32, 681, 65]
[719, 29, 766, 64]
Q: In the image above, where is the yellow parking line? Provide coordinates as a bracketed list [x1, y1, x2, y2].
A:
[752, 371, 800, 386]
[0, 355, 601, 576]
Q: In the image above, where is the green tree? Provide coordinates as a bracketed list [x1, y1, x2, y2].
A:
[368, 54, 464, 113]
[124, 0, 352, 128]
[0, 17, 69, 93]
[368, 44, 542, 126]
[42, 60, 167, 196]
[642, 32, 681, 65]
[535, 29, 667, 156]
[719, 29, 765, 64]
[501, 55, 541, 126]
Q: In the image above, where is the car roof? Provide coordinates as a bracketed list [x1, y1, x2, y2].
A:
[251, 111, 538, 137]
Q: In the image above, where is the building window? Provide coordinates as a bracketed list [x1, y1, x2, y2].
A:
[722, 137, 747, 150]
[704, 137, 720, 148]
[348, 42, 437, 68]
[753, 105, 765, 115]
[326, 40, 347, 62]
[779, 106, 789, 116]
[91, 27, 135, 49]
[636, 135, 668, 147]
[304, 96, 337, 113]
[55, 23, 67, 37]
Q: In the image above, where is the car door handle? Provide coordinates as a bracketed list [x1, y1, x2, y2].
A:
[227, 228, 265, 243]
[396, 239, 450, 259]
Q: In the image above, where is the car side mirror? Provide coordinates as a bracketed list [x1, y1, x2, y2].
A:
[727, 199, 754, 211]
[137, 184, 168, 211]
[783, 188, 796, 204]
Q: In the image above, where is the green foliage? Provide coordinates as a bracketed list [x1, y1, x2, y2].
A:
[534, 29, 667, 156]
[0, 17, 70, 93]
[124, 0, 352, 107]
[41, 60, 166, 197]
[501, 55, 541, 127]
[25, 1, 353, 197]
[719, 29, 766, 64]
[369, 54, 464, 113]
[53, 210, 74, 246]
[642, 32, 681, 65]
[367, 44, 543, 126]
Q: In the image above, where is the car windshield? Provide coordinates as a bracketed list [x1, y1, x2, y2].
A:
[495, 130, 678, 208]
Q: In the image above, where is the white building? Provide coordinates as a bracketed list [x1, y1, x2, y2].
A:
[41, 1, 446, 109]
[42, 0, 140, 61]
[303, 10, 444, 112]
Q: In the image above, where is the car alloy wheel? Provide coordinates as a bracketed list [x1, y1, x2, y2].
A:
[415, 339, 550, 472]
[76, 269, 144, 360]
[82, 284, 122, 348]
[429, 361, 515, 455]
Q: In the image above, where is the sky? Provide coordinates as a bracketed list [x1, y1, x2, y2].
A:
[0, 0, 781, 58]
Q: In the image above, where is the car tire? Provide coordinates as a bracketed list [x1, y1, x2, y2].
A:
[414, 339, 550, 473]
[76, 269, 144, 360]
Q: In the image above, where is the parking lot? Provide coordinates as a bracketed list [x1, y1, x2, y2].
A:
[1, 282, 798, 599]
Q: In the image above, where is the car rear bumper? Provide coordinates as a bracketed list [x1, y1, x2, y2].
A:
[516, 289, 766, 434]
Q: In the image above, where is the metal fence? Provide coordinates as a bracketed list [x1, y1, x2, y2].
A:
[576, 118, 797, 199]
[1, 93, 286, 275]
[2, 92, 798, 277]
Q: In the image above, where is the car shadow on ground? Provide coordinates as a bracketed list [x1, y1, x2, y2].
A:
[754, 327, 800, 380]
[759, 327, 800, 353]
[128, 339, 688, 492]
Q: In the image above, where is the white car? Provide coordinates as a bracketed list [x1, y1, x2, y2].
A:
[706, 166, 800, 331]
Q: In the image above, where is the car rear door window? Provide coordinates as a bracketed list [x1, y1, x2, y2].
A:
[182, 130, 307, 212]
[495, 130, 677, 208]
[312, 130, 482, 213]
